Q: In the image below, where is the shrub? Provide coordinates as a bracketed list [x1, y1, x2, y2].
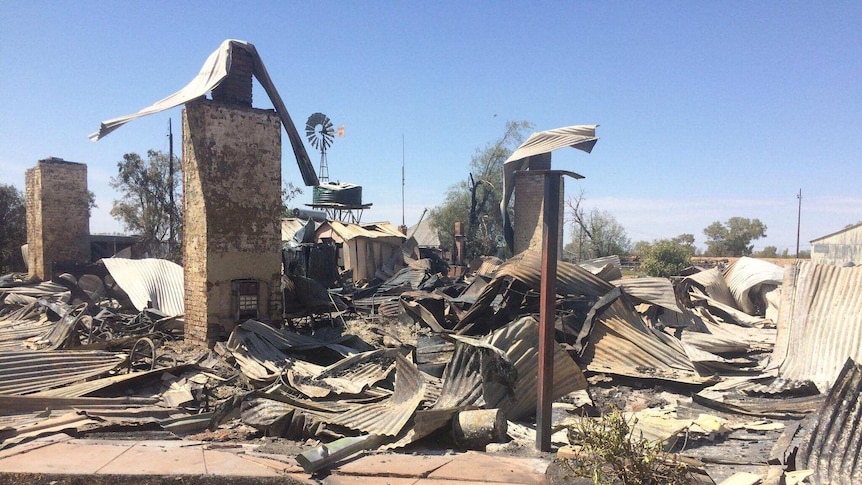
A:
[563, 409, 691, 485]
[640, 239, 691, 278]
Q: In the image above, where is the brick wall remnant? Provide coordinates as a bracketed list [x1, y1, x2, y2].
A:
[182, 99, 282, 346]
[211, 44, 253, 107]
[25, 158, 90, 280]
[512, 153, 563, 257]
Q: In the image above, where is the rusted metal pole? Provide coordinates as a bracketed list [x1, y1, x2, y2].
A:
[537, 172, 561, 452]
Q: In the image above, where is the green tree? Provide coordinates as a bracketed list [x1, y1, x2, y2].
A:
[281, 181, 303, 217]
[565, 191, 632, 259]
[0, 184, 26, 273]
[640, 238, 693, 277]
[671, 233, 697, 255]
[430, 121, 533, 259]
[110, 150, 182, 261]
[755, 246, 779, 258]
[703, 217, 766, 256]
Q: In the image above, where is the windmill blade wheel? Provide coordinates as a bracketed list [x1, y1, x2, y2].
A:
[305, 112, 334, 151]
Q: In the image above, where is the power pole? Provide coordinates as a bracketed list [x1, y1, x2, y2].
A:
[796, 189, 802, 258]
[168, 119, 175, 254]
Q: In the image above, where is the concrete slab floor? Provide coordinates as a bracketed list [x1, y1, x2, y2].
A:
[0, 438, 552, 485]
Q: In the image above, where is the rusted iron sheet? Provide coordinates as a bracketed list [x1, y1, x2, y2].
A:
[689, 287, 772, 327]
[612, 277, 681, 313]
[797, 358, 862, 484]
[319, 220, 405, 242]
[722, 257, 784, 315]
[474, 256, 504, 277]
[0, 411, 101, 450]
[288, 349, 399, 398]
[576, 289, 713, 385]
[326, 354, 425, 436]
[694, 376, 823, 419]
[774, 262, 862, 391]
[683, 267, 737, 309]
[451, 316, 587, 421]
[400, 291, 447, 332]
[0, 351, 126, 396]
[32, 365, 189, 398]
[0, 395, 159, 414]
[578, 255, 622, 281]
[0, 311, 52, 352]
[497, 250, 614, 297]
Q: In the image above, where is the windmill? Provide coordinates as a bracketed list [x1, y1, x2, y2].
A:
[305, 113, 335, 183]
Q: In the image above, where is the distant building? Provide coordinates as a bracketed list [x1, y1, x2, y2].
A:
[407, 215, 441, 249]
[810, 222, 862, 266]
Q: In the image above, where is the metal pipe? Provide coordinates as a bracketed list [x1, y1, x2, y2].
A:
[537, 172, 561, 452]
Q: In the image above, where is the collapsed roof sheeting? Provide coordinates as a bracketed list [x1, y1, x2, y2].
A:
[0, 351, 126, 396]
[0, 304, 52, 352]
[611, 277, 681, 314]
[386, 316, 586, 449]
[32, 365, 187, 398]
[478, 316, 587, 420]
[326, 354, 425, 436]
[683, 268, 738, 309]
[318, 220, 406, 242]
[497, 251, 614, 297]
[576, 289, 713, 385]
[722, 257, 784, 315]
[578, 255, 622, 281]
[796, 358, 862, 484]
[101, 258, 184, 317]
[501, 125, 598, 249]
[773, 261, 862, 391]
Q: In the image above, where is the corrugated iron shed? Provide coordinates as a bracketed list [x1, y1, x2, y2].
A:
[773, 261, 862, 391]
[810, 222, 862, 266]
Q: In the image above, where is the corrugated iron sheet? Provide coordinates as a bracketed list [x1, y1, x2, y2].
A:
[0, 395, 159, 414]
[497, 250, 615, 297]
[281, 218, 309, 241]
[774, 261, 862, 391]
[0, 351, 126, 396]
[796, 358, 862, 484]
[101, 258, 184, 316]
[683, 268, 737, 309]
[288, 349, 398, 398]
[722, 257, 784, 315]
[474, 256, 504, 277]
[0, 312, 52, 352]
[0, 411, 101, 450]
[578, 255, 622, 281]
[480, 316, 588, 420]
[327, 354, 425, 436]
[576, 289, 713, 385]
[0, 281, 69, 300]
[611, 277, 681, 313]
[321, 220, 406, 242]
[32, 365, 188, 398]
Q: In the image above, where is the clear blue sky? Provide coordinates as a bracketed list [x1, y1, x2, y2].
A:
[2, 2, 860, 252]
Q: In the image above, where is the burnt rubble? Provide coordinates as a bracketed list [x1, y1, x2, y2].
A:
[1, 251, 861, 484]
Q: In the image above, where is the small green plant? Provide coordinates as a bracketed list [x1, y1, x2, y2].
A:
[563, 409, 691, 485]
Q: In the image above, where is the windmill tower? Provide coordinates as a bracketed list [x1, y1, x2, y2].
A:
[305, 113, 334, 183]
